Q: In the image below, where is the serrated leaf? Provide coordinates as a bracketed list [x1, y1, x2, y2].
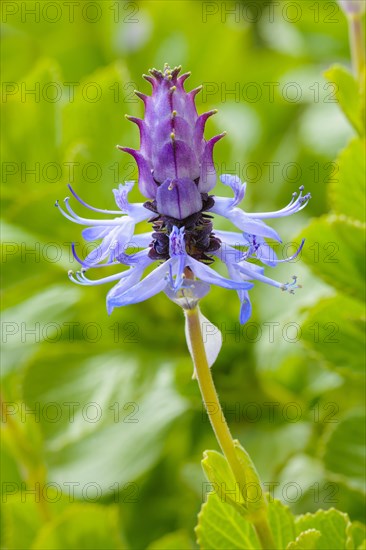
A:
[287, 529, 322, 550]
[201, 450, 246, 514]
[31, 504, 127, 549]
[301, 294, 365, 376]
[233, 440, 267, 514]
[299, 215, 365, 300]
[23, 355, 187, 495]
[267, 499, 296, 549]
[346, 521, 366, 550]
[195, 492, 260, 549]
[324, 65, 364, 136]
[322, 413, 366, 493]
[197, 486, 295, 548]
[295, 508, 350, 549]
[329, 137, 366, 222]
[201, 441, 266, 515]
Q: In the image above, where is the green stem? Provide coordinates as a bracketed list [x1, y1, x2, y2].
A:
[349, 14, 365, 81]
[185, 307, 275, 550]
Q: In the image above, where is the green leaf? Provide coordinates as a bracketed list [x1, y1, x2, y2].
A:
[201, 441, 266, 515]
[287, 529, 322, 550]
[233, 441, 267, 513]
[195, 492, 260, 549]
[31, 504, 127, 549]
[299, 215, 365, 300]
[346, 521, 366, 550]
[23, 355, 187, 494]
[195, 490, 296, 550]
[295, 508, 350, 549]
[267, 498, 296, 549]
[201, 450, 246, 513]
[321, 412, 366, 493]
[324, 65, 364, 136]
[147, 531, 194, 549]
[329, 137, 366, 222]
[301, 294, 365, 376]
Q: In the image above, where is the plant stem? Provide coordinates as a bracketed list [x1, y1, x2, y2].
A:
[185, 307, 275, 549]
[349, 14, 365, 80]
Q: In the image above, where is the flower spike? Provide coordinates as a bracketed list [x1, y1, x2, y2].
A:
[58, 65, 310, 323]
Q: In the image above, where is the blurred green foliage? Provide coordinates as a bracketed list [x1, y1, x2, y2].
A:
[1, 1, 365, 548]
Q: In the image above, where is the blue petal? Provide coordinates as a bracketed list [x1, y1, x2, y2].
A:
[211, 196, 282, 242]
[83, 221, 135, 266]
[245, 187, 311, 219]
[226, 209, 282, 242]
[169, 226, 186, 257]
[167, 227, 187, 290]
[254, 241, 278, 267]
[237, 261, 284, 290]
[224, 259, 252, 323]
[116, 248, 152, 266]
[210, 196, 234, 212]
[82, 226, 113, 242]
[239, 294, 252, 324]
[172, 254, 186, 291]
[220, 174, 246, 205]
[125, 232, 153, 250]
[107, 261, 169, 312]
[213, 230, 250, 247]
[70, 266, 134, 286]
[187, 257, 253, 290]
[113, 182, 152, 221]
[113, 181, 135, 212]
[127, 203, 152, 222]
[225, 258, 245, 300]
[59, 198, 128, 227]
[83, 229, 119, 265]
[243, 235, 278, 267]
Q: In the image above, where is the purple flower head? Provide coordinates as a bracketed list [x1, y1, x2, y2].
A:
[57, 64, 310, 322]
[119, 65, 225, 209]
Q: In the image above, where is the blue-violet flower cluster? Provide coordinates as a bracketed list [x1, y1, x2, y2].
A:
[57, 65, 310, 323]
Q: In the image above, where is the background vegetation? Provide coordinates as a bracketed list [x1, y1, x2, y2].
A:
[1, 0, 365, 548]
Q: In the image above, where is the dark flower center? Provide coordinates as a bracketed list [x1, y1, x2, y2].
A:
[144, 193, 221, 263]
